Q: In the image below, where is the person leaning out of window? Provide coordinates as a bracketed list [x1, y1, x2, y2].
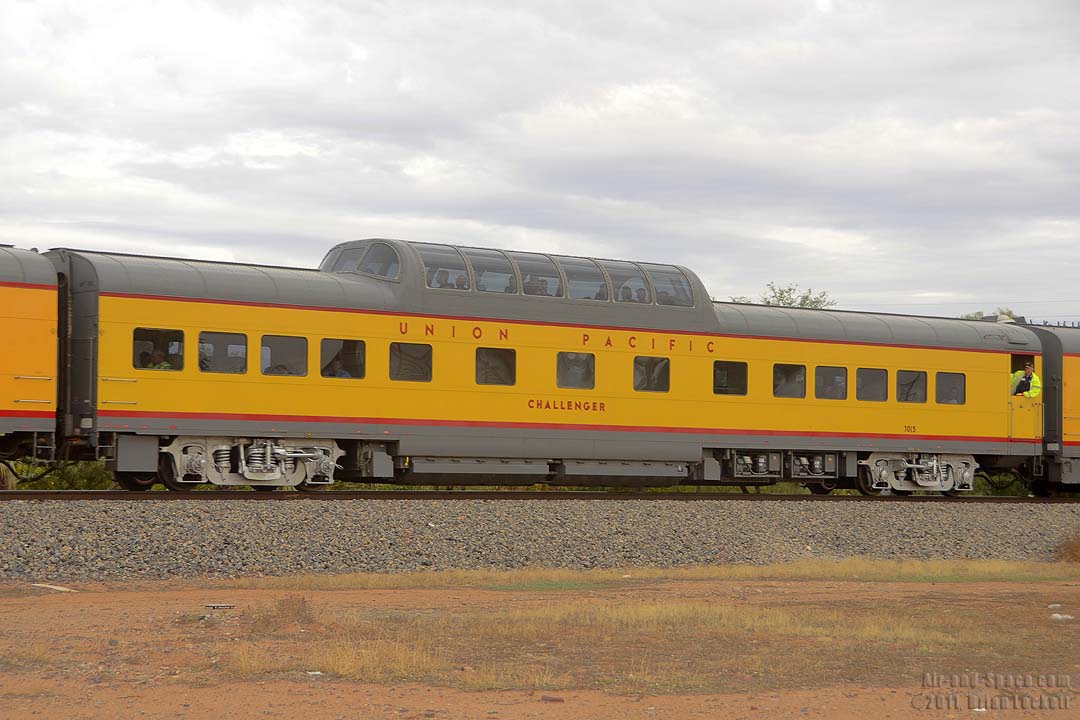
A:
[1010, 360, 1041, 398]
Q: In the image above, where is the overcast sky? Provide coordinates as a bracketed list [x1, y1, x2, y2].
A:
[1, 0, 1077, 321]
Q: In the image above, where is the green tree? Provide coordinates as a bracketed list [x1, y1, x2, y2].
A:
[960, 307, 1018, 321]
[730, 282, 836, 309]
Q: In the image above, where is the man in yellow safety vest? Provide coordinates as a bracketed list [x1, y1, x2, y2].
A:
[1010, 360, 1041, 398]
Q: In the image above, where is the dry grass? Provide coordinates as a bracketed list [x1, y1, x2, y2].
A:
[0, 678, 57, 700]
[196, 589, 1002, 692]
[1060, 534, 1080, 562]
[217, 644, 296, 676]
[307, 637, 446, 682]
[230, 557, 1080, 592]
[155, 558, 1080, 693]
[485, 600, 960, 648]
[457, 663, 566, 692]
[0, 643, 53, 672]
[246, 594, 318, 634]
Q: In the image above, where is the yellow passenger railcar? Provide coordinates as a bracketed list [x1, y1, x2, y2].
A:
[44, 240, 1052, 495]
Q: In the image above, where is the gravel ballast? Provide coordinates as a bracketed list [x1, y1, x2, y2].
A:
[1, 499, 1079, 580]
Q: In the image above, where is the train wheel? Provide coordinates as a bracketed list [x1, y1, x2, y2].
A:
[855, 467, 881, 496]
[157, 456, 189, 492]
[114, 472, 156, 491]
[297, 477, 329, 492]
[1029, 478, 1055, 498]
[159, 472, 187, 492]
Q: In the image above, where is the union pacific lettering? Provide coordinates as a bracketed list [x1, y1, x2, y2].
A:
[581, 333, 715, 354]
[394, 320, 722, 354]
[399, 322, 510, 341]
[528, 399, 607, 412]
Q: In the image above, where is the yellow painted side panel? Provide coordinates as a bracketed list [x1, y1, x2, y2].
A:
[97, 295, 1035, 441]
[0, 286, 57, 416]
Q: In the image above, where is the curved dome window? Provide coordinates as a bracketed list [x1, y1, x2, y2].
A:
[508, 252, 563, 298]
[358, 243, 401, 279]
[598, 260, 650, 304]
[640, 263, 693, 307]
[461, 247, 517, 294]
[415, 243, 470, 290]
[554, 256, 609, 301]
[333, 242, 400, 280]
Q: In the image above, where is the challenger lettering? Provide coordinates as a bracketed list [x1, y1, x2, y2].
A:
[528, 399, 607, 413]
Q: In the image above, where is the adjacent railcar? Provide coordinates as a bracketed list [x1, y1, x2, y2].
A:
[42, 239, 1052, 495]
[0, 247, 57, 462]
[1027, 326, 1080, 489]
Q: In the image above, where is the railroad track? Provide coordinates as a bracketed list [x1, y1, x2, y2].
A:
[1, 490, 1077, 503]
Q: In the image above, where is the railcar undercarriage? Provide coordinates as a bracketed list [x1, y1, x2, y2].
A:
[86, 434, 1057, 497]
[158, 436, 345, 490]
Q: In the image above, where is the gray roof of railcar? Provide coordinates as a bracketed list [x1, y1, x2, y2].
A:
[41, 241, 1043, 354]
[711, 302, 1040, 353]
[1025, 325, 1080, 354]
[48, 240, 719, 333]
[0, 246, 57, 286]
[46, 248, 393, 310]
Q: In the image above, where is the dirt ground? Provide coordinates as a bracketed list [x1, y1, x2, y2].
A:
[1, 562, 1078, 719]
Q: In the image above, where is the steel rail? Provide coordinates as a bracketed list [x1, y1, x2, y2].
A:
[0, 490, 1076, 503]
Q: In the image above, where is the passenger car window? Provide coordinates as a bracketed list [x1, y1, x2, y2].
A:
[557, 352, 595, 389]
[358, 243, 400, 279]
[321, 339, 365, 379]
[261, 336, 307, 376]
[856, 368, 888, 401]
[633, 356, 670, 392]
[461, 247, 517, 294]
[598, 260, 651, 304]
[815, 366, 848, 400]
[936, 372, 966, 405]
[773, 364, 806, 398]
[390, 342, 433, 382]
[713, 361, 747, 395]
[897, 370, 927, 403]
[133, 328, 184, 371]
[509, 252, 563, 297]
[554, 256, 609, 301]
[640, 263, 693, 307]
[415, 243, 470, 290]
[476, 348, 516, 386]
[198, 332, 247, 374]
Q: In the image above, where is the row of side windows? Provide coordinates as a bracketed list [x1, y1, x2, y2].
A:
[132, 328, 965, 403]
[133, 328, 367, 379]
[713, 362, 966, 405]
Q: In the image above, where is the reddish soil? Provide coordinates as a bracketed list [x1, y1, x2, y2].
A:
[1, 578, 1077, 719]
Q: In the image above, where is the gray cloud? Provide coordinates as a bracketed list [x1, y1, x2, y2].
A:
[1, 0, 1077, 320]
